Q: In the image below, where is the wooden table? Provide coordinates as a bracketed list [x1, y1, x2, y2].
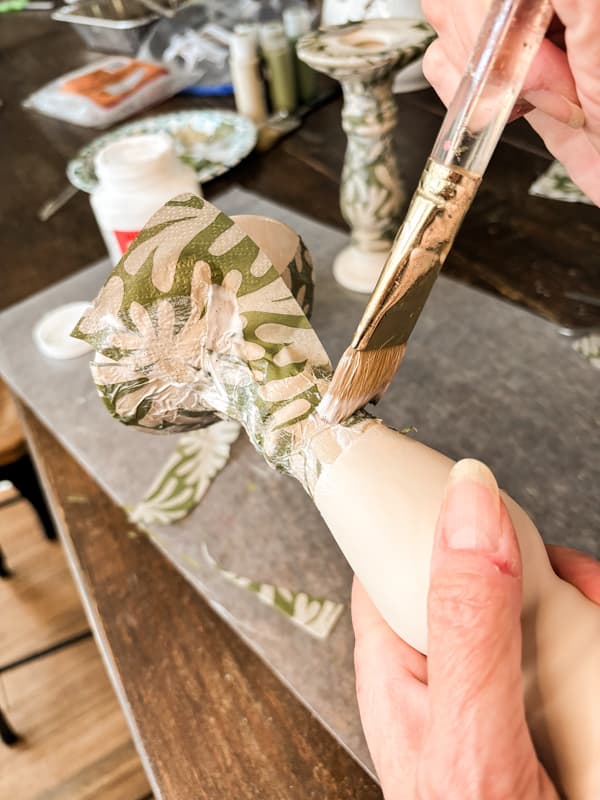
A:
[2, 13, 599, 800]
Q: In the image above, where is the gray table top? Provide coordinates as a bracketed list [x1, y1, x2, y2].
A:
[0, 187, 598, 774]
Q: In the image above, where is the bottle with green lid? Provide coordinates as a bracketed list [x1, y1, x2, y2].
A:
[283, 5, 317, 105]
[259, 21, 298, 114]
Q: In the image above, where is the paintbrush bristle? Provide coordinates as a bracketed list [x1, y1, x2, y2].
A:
[318, 343, 407, 425]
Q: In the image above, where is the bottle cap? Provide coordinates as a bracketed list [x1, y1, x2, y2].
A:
[259, 20, 288, 52]
[234, 22, 259, 41]
[95, 134, 177, 185]
[229, 30, 259, 62]
[283, 5, 312, 39]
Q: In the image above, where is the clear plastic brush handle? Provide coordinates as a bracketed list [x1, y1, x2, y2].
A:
[432, 0, 553, 176]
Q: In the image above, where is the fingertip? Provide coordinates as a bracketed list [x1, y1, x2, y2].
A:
[420, 0, 446, 34]
[422, 41, 455, 105]
[524, 89, 585, 129]
[422, 39, 444, 82]
[351, 576, 385, 637]
[546, 544, 600, 605]
[434, 460, 521, 578]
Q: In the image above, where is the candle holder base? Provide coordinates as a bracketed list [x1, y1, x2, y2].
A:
[333, 245, 389, 294]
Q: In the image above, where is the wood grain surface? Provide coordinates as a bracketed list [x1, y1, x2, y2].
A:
[0, 637, 151, 800]
[1, 11, 598, 799]
[0, 379, 26, 466]
[0, 501, 88, 666]
[22, 406, 382, 800]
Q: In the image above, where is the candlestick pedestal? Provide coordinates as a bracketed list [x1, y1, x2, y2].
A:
[298, 19, 434, 293]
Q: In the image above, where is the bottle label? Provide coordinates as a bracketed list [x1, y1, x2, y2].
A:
[114, 229, 140, 254]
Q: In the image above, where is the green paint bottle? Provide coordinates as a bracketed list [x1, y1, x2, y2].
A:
[259, 21, 298, 114]
[283, 5, 317, 105]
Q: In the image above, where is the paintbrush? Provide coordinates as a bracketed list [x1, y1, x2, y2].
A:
[319, 0, 554, 425]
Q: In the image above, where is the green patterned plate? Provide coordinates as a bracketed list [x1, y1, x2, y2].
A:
[67, 109, 257, 193]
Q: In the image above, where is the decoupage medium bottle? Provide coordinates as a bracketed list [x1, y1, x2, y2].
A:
[90, 133, 199, 265]
[229, 28, 268, 125]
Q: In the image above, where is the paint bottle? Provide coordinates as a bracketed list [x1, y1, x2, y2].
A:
[90, 133, 199, 265]
[229, 28, 268, 125]
[283, 5, 317, 105]
[259, 21, 298, 114]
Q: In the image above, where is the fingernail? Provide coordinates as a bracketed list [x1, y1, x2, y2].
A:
[441, 459, 501, 552]
[524, 89, 585, 129]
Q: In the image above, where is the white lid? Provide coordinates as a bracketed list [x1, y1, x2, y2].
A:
[95, 133, 178, 186]
[33, 302, 93, 360]
[230, 30, 258, 61]
[259, 20, 288, 52]
[283, 6, 312, 39]
[234, 22, 259, 40]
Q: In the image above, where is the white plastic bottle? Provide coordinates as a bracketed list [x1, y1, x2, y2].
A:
[229, 29, 268, 125]
[90, 133, 200, 265]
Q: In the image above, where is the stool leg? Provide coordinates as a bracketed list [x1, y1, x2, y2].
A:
[0, 544, 11, 578]
[1, 454, 57, 541]
[0, 707, 19, 746]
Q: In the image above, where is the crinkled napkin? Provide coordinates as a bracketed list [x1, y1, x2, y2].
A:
[73, 193, 377, 639]
[73, 194, 373, 497]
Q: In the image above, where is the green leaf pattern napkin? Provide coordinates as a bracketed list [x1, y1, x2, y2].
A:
[202, 545, 344, 639]
[128, 420, 241, 526]
[73, 194, 375, 497]
[74, 194, 381, 638]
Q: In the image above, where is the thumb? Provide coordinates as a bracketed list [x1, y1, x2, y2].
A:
[422, 460, 537, 788]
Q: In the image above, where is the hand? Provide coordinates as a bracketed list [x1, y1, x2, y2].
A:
[421, 0, 600, 205]
[352, 458, 600, 800]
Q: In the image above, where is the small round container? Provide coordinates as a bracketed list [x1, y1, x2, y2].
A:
[33, 302, 93, 360]
[90, 133, 200, 264]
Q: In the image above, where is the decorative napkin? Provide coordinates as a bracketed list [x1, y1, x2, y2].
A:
[128, 420, 241, 526]
[73, 194, 377, 638]
[202, 545, 344, 640]
[528, 160, 593, 205]
[73, 194, 374, 497]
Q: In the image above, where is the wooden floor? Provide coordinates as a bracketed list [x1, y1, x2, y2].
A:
[0, 494, 152, 800]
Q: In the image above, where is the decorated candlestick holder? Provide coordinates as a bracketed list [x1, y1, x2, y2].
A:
[298, 19, 434, 293]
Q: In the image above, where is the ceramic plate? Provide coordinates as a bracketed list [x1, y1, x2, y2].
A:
[67, 109, 257, 193]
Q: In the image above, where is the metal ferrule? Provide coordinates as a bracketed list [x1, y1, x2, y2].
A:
[353, 158, 481, 351]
